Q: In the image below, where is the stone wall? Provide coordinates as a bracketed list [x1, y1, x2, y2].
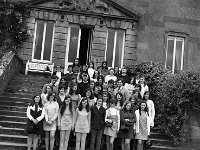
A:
[0, 52, 21, 94]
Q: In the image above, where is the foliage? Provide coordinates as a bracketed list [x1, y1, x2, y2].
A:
[128, 62, 200, 144]
[0, 1, 30, 55]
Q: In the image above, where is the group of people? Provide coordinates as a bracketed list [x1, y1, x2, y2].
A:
[26, 58, 155, 150]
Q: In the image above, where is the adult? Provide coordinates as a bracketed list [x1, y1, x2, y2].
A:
[101, 61, 108, 77]
[26, 95, 45, 150]
[56, 85, 67, 108]
[90, 96, 106, 150]
[42, 75, 59, 95]
[41, 85, 52, 106]
[139, 76, 149, 99]
[118, 101, 136, 150]
[85, 88, 95, 107]
[143, 91, 155, 127]
[91, 70, 99, 82]
[78, 73, 90, 97]
[124, 76, 136, 96]
[58, 96, 75, 150]
[72, 58, 81, 74]
[114, 78, 129, 103]
[115, 91, 124, 110]
[43, 92, 59, 150]
[135, 101, 151, 150]
[105, 68, 117, 83]
[69, 83, 81, 109]
[74, 98, 91, 150]
[118, 67, 130, 85]
[104, 99, 120, 150]
[88, 62, 95, 79]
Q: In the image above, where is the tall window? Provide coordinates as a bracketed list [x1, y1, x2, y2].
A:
[165, 36, 184, 73]
[106, 28, 125, 68]
[32, 20, 54, 62]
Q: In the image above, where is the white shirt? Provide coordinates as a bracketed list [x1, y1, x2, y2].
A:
[88, 68, 95, 78]
[105, 75, 117, 83]
[105, 107, 120, 130]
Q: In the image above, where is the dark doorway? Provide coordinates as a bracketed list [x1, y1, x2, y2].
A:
[79, 26, 92, 66]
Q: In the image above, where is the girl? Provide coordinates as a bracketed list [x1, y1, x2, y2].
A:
[43, 92, 59, 150]
[105, 68, 117, 83]
[118, 101, 136, 150]
[59, 77, 68, 89]
[90, 96, 106, 150]
[67, 75, 78, 94]
[91, 70, 99, 82]
[73, 58, 81, 74]
[56, 85, 67, 108]
[124, 76, 136, 96]
[85, 88, 95, 107]
[104, 98, 120, 150]
[26, 95, 45, 150]
[41, 85, 53, 106]
[102, 91, 110, 109]
[74, 98, 91, 150]
[101, 61, 108, 77]
[114, 66, 120, 77]
[69, 83, 81, 109]
[135, 101, 150, 150]
[139, 76, 149, 99]
[115, 91, 124, 110]
[143, 91, 155, 127]
[88, 62, 95, 79]
[58, 96, 75, 150]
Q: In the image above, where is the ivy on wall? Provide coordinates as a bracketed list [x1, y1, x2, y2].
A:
[0, 1, 30, 57]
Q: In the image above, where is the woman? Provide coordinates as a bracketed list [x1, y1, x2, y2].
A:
[135, 101, 150, 150]
[41, 85, 53, 106]
[88, 62, 95, 79]
[118, 101, 136, 150]
[58, 96, 75, 150]
[105, 68, 117, 83]
[69, 83, 81, 109]
[85, 88, 95, 107]
[43, 92, 59, 150]
[115, 91, 124, 110]
[91, 70, 99, 82]
[56, 85, 67, 108]
[143, 91, 155, 127]
[104, 98, 120, 150]
[90, 96, 106, 150]
[72, 58, 81, 74]
[101, 61, 108, 77]
[59, 77, 68, 89]
[74, 98, 91, 150]
[139, 76, 149, 99]
[67, 75, 78, 93]
[102, 91, 110, 109]
[26, 95, 45, 150]
[124, 76, 136, 96]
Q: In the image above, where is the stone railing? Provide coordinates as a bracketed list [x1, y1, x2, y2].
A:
[0, 51, 21, 94]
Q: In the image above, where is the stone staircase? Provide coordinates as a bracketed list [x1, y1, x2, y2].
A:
[0, 72, 195, 150]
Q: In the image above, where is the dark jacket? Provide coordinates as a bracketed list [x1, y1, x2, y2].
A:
[78, 82, 89, 97]
[90, 105, 106, 130]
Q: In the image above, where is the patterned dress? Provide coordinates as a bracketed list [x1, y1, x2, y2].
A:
[135, 111, 148, 140]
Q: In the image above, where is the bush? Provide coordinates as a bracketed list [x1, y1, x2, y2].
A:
[128, 62, 200, 144]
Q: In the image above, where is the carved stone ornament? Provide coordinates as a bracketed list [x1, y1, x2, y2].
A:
[115, 20, 121, 28]
[79, 16, 86, 24]
[43, 12, 49, 19]
[55, 0, 110, 14]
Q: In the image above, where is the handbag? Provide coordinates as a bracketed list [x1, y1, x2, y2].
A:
[28, 121, 39, 133]
[120, 124, 129, 132]
[105, 121, 113, 127]
[144, 139, 152, 149]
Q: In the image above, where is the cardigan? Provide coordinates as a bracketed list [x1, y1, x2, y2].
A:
[135, 109, 150, 135]
[146, 99, 155, 127]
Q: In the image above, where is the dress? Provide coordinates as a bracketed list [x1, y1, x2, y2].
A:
[43, 101, 59, 131]
[104, 108, 119, 137]
[70, 94, 81, 109]
[75, 110, 90, 133]
[135, 112, 148, 140]
[58, 108, 74, 130]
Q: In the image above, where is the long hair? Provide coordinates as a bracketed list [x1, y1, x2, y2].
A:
[85, 88, 94, 99]
[30, 95, 43, 108]
[115, 91, 123, 107]
[69, 83, 79, 95]
[101, 61, 108, 70]
[47, 92, 56, 101]
[68, 75, 77, 88]
[122, 100, 133, 113]
[138, 101, 148, 116]
[143, 91, 150, 100]
[60, 95, 73, 117]
[44, 85, 53, 94]
[72, 58, 80, 67]
[78, 97, 90, 112]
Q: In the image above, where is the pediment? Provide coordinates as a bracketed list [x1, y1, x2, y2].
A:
[26, 0, 140, 21]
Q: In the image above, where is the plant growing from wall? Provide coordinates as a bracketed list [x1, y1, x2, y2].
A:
[0, 1, 30, 58]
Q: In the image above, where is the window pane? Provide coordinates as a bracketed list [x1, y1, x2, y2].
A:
[68, 26, 79, 62]
[43, 22, 54, 61]
[166, 39, 174, 69]
[114, 30, 124, 67]
[106, 29, 115, 67]
[175, 40, 183, 70]
[33, 21, 44, 60]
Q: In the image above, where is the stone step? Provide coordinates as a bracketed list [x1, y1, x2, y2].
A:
[0, 105, 27, 112]
[150, 138, 174, 147]
[0, 110, 26, 117]
[0, 96, 32, 103]
[0, 127, 25, 136]
[2, 92, 39, 99]
[151, 145, 195, 150]
[0, 134, 27, 144]
[0, 120, 26, 129]
[0, 141, 27, 150]
[149, 132, 169, 139]
[0, 100, 29, 107]
[0, 115, 27, 123]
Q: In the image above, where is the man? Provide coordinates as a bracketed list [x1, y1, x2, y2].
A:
[42, 75, 59, 95]
[118, 67, 130, 85]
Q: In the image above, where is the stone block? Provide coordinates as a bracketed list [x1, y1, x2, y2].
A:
[33, 10, 39, 18]
[126, 29, 137, 36]
[27, 17, 35, 24]
[86, 17, 92, 25]
[110, 20, 115, 28]
[124, 47, 135, 53]
[91, 18, 98, 25]
[125, 41, 137, 48]
[27, 23, 35, 30]
[92, 50, 105, 57]
[23, 48, 32, 55]
[53, 13, 59, 20]
[127, 23, 133, 29]
[124, 22, 131, 29]
[92, 43, 106, 51]
[43, 12, 49, 20]
[38, 11, 44, 19]
[55, 26, 68, 34]
[94, 25, 107, 32]
[53, 52, 66, 59]
[23, 42, 33, 49]
[30, 11, 34, 17]
[53, 45, 66, 53]
[94, 31, 107, 38]
[54, 33, 68, 40]
[124, 53, 133, 60]
[105, 19, 111, 27]
[73, 15, 79, 23]
[93, 37, 107, 45]
[67, 15, 73, 23]
[23, 54, 32, 61]
[26, 36, 34, 43]
[120, 21, 126, 29]
[56, 20, 69, 28]
[125, 35, 134, 41]
[49, 12, 55, 20]
[52, 58, 65, 66]
[54, 39, 67, 46]
[123, 59, 134, 66]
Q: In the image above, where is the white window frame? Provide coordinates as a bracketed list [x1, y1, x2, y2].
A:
[165, 36, 185, 73]
[105, 29, 125, 69]
[64, 24, 81, 73]
[32, 20, 55, 63]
